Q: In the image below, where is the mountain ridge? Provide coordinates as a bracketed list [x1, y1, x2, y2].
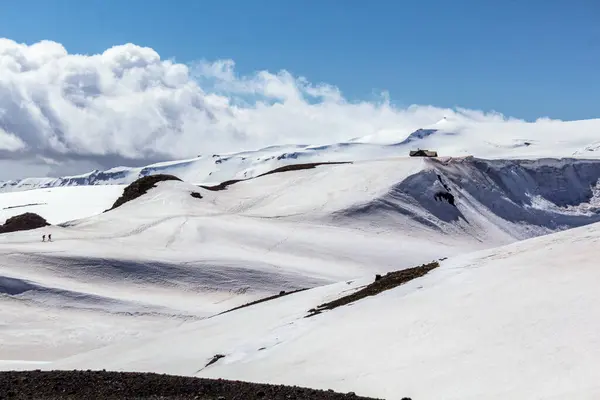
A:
[3, 117, 600, 193]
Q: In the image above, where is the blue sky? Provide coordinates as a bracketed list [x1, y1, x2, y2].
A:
[1, 0, 598, 121]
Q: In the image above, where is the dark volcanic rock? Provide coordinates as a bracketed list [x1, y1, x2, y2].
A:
[205, 354, 226, 367]
[307, 261, 440, 317]
[218, 288, 309, 316]
[0, 370, 383, 399]
[433, 191, 455, 206]
[108, 174, 182, 211]
[0, 212, 49, 234]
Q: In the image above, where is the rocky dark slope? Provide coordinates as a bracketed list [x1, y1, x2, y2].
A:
[0, 370, 388, 400]
[108, 174, 182, 211]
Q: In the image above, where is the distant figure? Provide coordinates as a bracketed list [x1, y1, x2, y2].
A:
[42, 234, 46, 242]
[48, 234, 52, 242]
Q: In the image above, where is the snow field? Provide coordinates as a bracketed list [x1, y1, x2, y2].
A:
[47, 222, 600, 400]
[0, 185, 125, 225]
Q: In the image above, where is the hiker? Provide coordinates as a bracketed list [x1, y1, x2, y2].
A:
[48, 234, 52, 242]
[42, 234, 46, 242]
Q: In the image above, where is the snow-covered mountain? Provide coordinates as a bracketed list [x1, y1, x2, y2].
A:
[3, 118, 600, 398]
[2, 116, 600, 193]
[2, 161, 600, 398]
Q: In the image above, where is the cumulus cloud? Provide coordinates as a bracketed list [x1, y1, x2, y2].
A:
[0, 37, 573, 179]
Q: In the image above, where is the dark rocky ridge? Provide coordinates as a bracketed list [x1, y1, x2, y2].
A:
[0, 370, 385, 400]
[0, 212, 49, 234]
[200, 162, 351, 191]
[218, 288, 309, 316]
[307, 262, 440, 317]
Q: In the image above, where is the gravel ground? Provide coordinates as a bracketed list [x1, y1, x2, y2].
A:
[0, 370, 389, 400]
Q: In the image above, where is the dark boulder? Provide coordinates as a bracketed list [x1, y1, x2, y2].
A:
[0, 212, 49, 234]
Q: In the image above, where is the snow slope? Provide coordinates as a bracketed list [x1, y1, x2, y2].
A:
[45, 220, 600, 400]
[0, 144, 401, 193]
[2, 117, 600, 193]
[212, 156, 600, 244]
[0, 168, 460, 362]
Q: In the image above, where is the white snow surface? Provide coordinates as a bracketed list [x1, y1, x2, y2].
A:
[2, 153, 600, 398]
[44, 221, 600, 400]
[0, 185, 125, 225]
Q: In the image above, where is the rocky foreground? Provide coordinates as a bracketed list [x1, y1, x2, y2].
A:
[0, 370, 396, 399]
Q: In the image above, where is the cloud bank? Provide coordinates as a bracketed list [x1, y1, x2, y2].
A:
[0, 38, 578, 179]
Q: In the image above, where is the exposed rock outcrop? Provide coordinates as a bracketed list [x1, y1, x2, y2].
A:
[0, 212, 49, 234]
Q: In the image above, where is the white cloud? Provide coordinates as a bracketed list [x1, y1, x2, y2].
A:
[0, 38, 584, 179]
